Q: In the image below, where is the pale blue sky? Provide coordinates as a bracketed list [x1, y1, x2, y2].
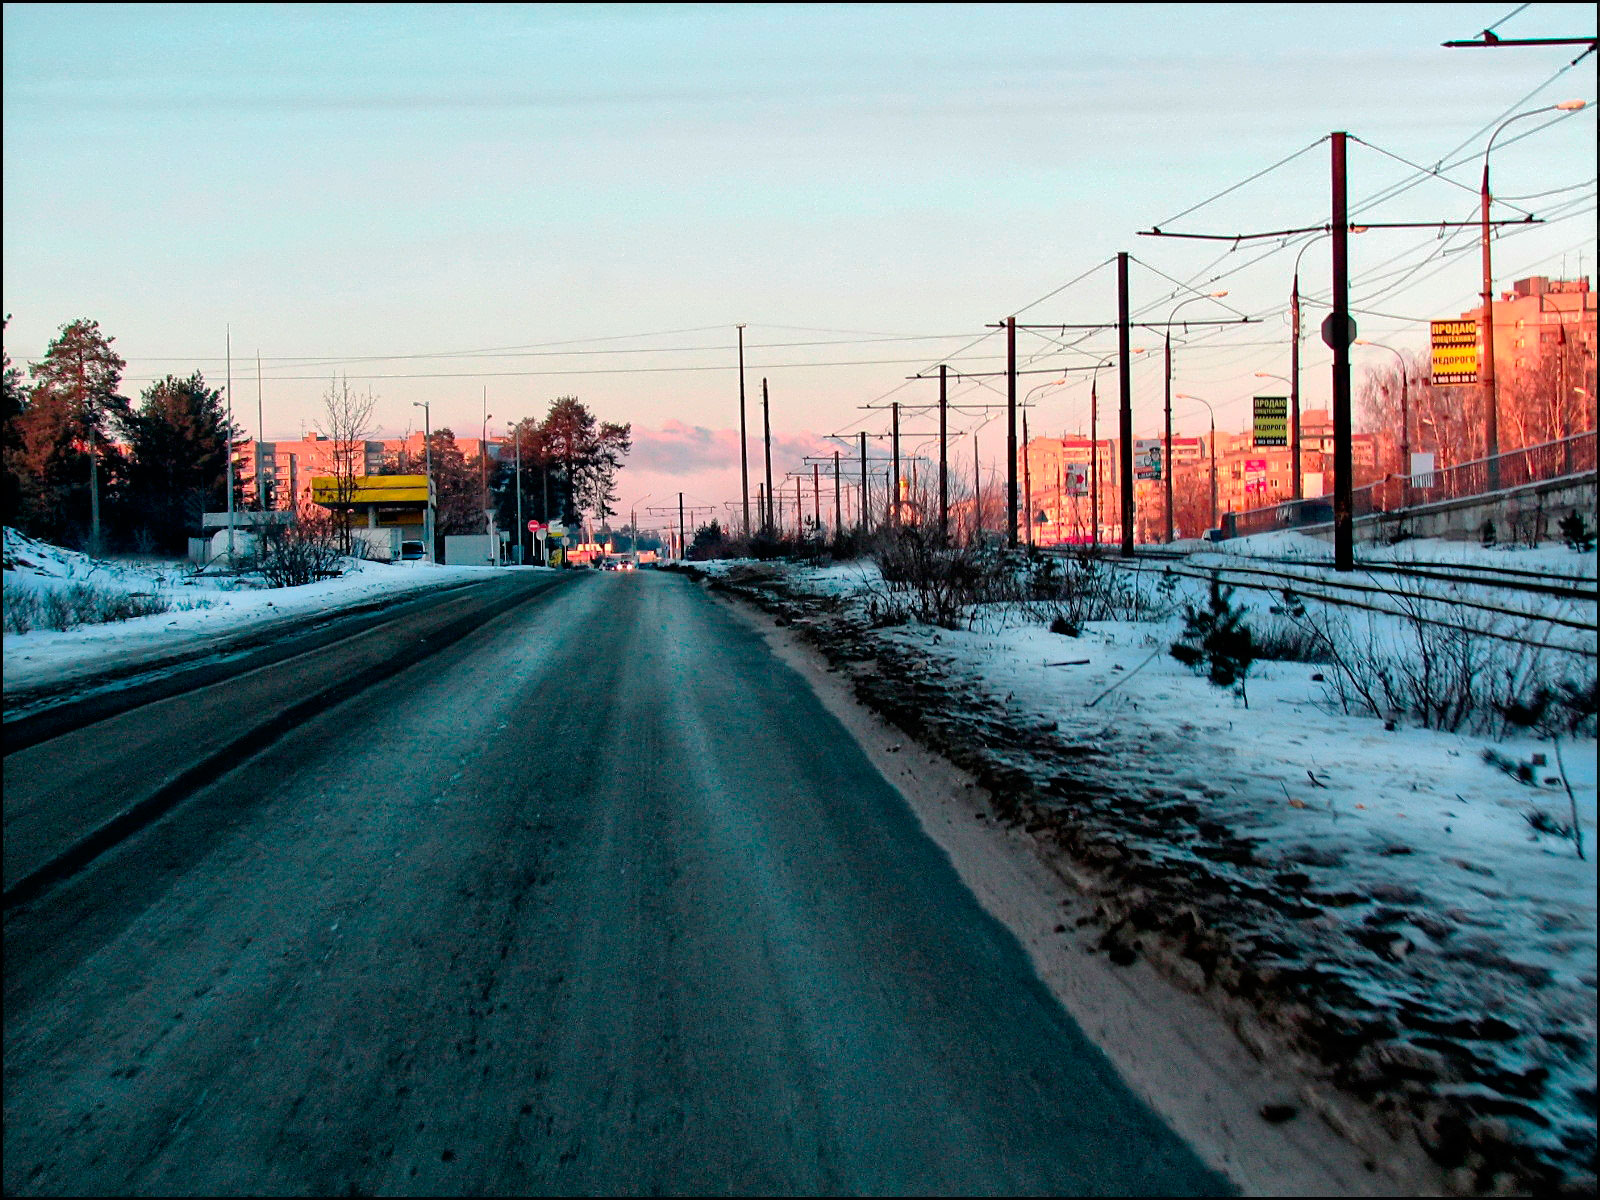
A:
[4, 3, 1595, 509]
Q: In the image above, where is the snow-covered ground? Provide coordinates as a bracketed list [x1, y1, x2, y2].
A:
[2, 528, 533, 698]
[689, 533, 1597, 1189]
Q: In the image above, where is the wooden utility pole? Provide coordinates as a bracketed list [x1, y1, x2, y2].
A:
[973, 433, 982, 542]
[812, 462, 821, 535]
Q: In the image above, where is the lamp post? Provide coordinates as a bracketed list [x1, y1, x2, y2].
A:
[1176, 393, 1218, 533]
[1354, 340, 1410, 479]
[412, 400, 433, 563]
[1480, 100, 1587, 489]
[1088, 357, 1114, 549]
[1163, 292, 1228, 542]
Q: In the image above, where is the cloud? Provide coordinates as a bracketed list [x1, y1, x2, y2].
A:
[628, 420, 840, 478]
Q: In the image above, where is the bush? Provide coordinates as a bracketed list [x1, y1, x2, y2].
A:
[5, 581, 172, 631]
[1559, 510, 1594, 552]
[258, 511, 343, 588]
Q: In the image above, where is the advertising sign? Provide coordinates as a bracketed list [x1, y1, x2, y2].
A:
[1252, 396, 1288, 447]
[1431, 319, 1478, 385]
[1133, 439, 1163, 481]
[1244, 458, 1268, 496]
[1064, 463, 1088, 497]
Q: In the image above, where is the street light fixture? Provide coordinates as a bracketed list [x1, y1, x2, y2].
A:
[412, 400, 433, 563]
[1176, 393, 1219, 534]
[1163, 291, 1229, 542]
[1480, 100, 1587, 488]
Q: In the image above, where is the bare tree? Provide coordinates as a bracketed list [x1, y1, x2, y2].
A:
[321, 374, 376, 554]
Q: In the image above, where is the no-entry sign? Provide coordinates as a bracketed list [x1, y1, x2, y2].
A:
[527, 520, 545, 533]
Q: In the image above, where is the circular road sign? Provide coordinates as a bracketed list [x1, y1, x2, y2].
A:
[1321, 312, 1357, 349]
[528, 520, 545, 533]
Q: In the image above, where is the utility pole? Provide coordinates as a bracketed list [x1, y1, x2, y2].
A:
[762, 377, 773, 533]
[1290, 270, 1302, 499]
[890, 401, 900, 528]
[1117, 252, 1134, 557]
[1162, 336, 1174, 544]
[1330, 131, 1355, 572]
[225, 325, 235, 567]
[482, 388, 495, 565]
[833, 449, 842, 538]
[938, 363, 949, 541]
[515, 425, 523, 564]
[794, 476, 802, 537]
[1007, 316, 1018, 547]
[812, 462, 821, 536]
[679, 492, 685, 560]
[737, 324, 750, 537]
[859, 431, 869, 534]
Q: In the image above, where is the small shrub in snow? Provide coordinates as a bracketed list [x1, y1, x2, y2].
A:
[1496, 680, 1595, 860]
[1558, 511, 1594, 553]
[1169, 573, 1257, 707]
[258, 512, 343, 588]
[3, 581, 38, 633]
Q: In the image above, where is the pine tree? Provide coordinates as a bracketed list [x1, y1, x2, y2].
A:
[1170, 573, 1257, 706]
[123, 372, 233, 552]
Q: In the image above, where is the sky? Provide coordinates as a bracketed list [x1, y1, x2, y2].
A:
[4, 3, 1596, 519]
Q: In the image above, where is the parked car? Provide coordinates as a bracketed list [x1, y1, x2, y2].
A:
[399, 540, 426, 563]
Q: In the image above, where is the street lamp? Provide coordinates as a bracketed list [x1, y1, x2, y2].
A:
[1481, 100, 1587, 487]
[1163, 291, 1229, 542]
[482, 409, 494, 566]
[1354, 340, 1410, 479]
[412, 400, 433, 563]
[1176, 393, 1218, 534]
[1085, 349, 1150, 549]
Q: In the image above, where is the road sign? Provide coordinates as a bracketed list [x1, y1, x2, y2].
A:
[1430, 319, 1478, 385]
[1321, 312, 1357, 348]
[527, 520, 545, 533]
[1252, 396, 1287, 447]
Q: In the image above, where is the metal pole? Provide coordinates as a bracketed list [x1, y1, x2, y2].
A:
[1117, 252, 1134, 557]
[1210, 412, 1218, 531]
[859, 431, 869, 534]
[762, 378, 773, 532]
[1290, 272, 1303, 499]
[795, 476, 802, 538]
[1330, 131, 1354, 572]
[225, 325, 235, 567]
[938, 363, 949, 541]
[515, 426, 523, 564]
[891, 401, 900, 528]
[1480, 156, 1499, 489]
[738, 324, 750, 538]
[1163, 332, 1174, 543]
[813, 462, 820, 536]
[1006, 316, 1018, 547]
[678, 492, 685, 560]
[833, 450, 841, 540]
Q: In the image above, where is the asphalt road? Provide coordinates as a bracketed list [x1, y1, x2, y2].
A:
[4, 568, 1231, 1195]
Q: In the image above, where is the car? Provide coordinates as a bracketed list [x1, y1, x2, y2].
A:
[399, 540, 426, 562]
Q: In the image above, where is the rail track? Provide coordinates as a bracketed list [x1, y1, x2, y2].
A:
[1041, 544, 1598, 658]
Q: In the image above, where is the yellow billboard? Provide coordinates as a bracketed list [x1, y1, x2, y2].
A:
[1431, 320, 1478, 386]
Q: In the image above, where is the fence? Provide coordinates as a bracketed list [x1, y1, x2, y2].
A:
[1226, 430, 1596, 539]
